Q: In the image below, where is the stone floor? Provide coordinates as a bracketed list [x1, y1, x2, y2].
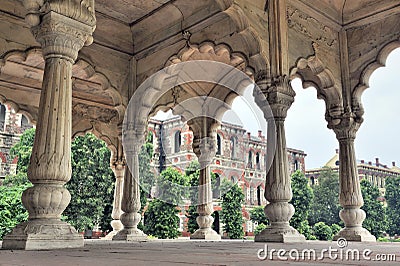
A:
[0, 239, 399, 265]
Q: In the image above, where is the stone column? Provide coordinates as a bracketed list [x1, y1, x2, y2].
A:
[2, 4, 95, 250]
[104, 160, 125, 239]
[113, 140, 147, 241]
[332, 117, 375, 241]
[255, 76, 305, 243]
[189, 117, 221, 240]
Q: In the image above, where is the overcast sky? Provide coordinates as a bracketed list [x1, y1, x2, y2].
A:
[154, 48, 400, 169]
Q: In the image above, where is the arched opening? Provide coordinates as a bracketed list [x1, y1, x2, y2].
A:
[174, 131, 181, 153]
[248, 151, 253, 169]
[256, 152, 260, 170]
[230, 136, 236, 159]
[0, 104, 6, 131]
[212, 211, 220, 234]
[257, 185, 262, 206]
[216, 134, 222, 156]
[310, 176, 315, 186]
[213, 173, 221, 199]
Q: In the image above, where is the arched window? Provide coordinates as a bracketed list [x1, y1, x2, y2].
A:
[174, 131, 181, 153]
[294, 159, 299, 171]
[248, 151, 253, 168]
[256, 152, 260, 170]
[257, 186, 262, 206]
[230, 137, 235, 159]
[310, 176, 315, 186]
[0, 104, 5, 132]
[212, 173, 221, 198]
[216, 134, 222, 155]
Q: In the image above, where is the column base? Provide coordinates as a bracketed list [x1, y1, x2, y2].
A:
[333, 227, 376, 242]
[255, 224, 305, 243]
[103, 220, 123, 240]
[2, 219, 83, 250]
[190, 228, 221, 240]
[112, 228, 147, 241]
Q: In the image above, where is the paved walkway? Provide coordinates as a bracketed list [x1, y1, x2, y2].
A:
[1, 239, 399, 265]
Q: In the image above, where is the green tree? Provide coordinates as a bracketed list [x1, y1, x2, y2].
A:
[221, 179, 244, 239]
[290, 170, 314, 229]
[309, 167, 341, 226]
[139, 136, 156, 210]
[9, 128, 35, 174]
[313, 222, 333, 240]
[186, 161, 201, 234]
[143, 167, 189, 238]
[0, 178, 31, 239]
[64, 133, 114, 232]
[360, 179, 387, 238]
[385, 176, 400, 236]
[250, 206, 268, 226]
[0, 129, 34, 240]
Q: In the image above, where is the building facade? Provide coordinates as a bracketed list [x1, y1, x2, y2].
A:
[0, 103, 33, 182]
[306, 149, 400, 197]
[148, 116, 306, 234]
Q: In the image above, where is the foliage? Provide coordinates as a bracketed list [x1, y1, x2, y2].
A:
[360, 179, 387, 238]
[297, 220, 316, 240]
[0, 182, 31, 239]
[309, 167, 341, 226]
[254, 223, 267, 235]
[250, 206, 268, 226]
[290, 171, 314, 229]
[385, 176, 400, 236]
[139, 138, 156, 212]
[9, 128, 35, 174]
[312, 222, 333, 240]
[221, 178, 244, 239]
[330, 223, 341, 237]
[143, 167, 188, 238]
[156, 167, 189, 205]
[64, 133, 114, 232]
[143, 199, 180, 239]
[2, 172, 29, 186]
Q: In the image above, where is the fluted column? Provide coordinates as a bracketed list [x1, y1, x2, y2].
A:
[104, 160, 125, 239]
[255, 76, 305, 243]
[113, 141, 147, 241]
[332, 117, 375, 241]
[2, 2, 95, 250]
[189, 117, 221, 240]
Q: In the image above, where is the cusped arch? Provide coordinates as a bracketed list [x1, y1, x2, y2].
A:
[290, 55, 344, 121]
[0, 47, 126, 124]
[352, 40, 400, 111]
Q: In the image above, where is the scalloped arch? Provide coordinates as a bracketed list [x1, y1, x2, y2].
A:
[0, 47, 126, 123]
[352, 40, 400, 107]
[290, 55, 344, 118]
[0, 94, 37, 125]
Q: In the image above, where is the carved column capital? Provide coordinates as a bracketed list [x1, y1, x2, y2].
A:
[330, 113, 362, 142]
[31, 12, 94, 61]
[262, 76, 295, 120]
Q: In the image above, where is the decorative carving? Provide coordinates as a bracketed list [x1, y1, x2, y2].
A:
[73, 103, 119, 124]
[31, 12, 94, 61]
[263, 75, 295, 119]
[23, 0, 96, 28]
[287, 6, 338, 49]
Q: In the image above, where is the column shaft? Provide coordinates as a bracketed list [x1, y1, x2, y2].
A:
[333, 136, 376, 241]
[113, 149, 147, 241]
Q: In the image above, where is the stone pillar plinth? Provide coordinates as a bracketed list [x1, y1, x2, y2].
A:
[255, 76, 305, 243]
[113, 142, 147, 241]
[189, 118, 221, 240]
[332, 118, 375, 242]
[2, 6, 95, 250]
[104, 161, 125, 240]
